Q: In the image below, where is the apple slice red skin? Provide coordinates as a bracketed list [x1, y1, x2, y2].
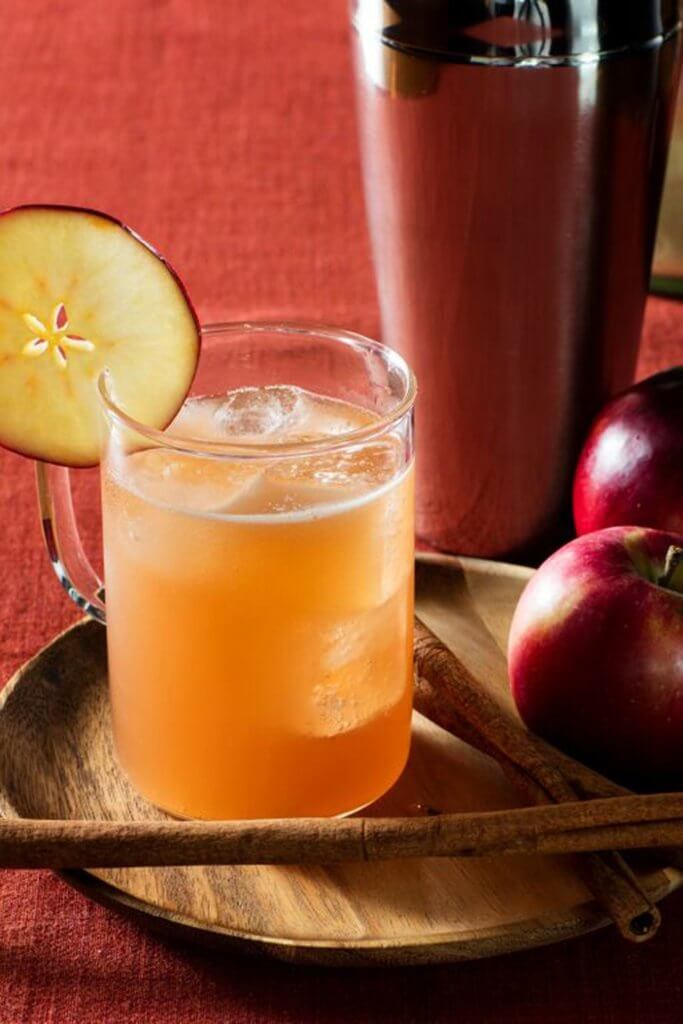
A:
[0, 203, 201, 468]
[509, 525, 683, 790]
[573, 366, 683, 537]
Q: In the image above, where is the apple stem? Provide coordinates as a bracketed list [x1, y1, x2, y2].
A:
[658, 545, 683, 593]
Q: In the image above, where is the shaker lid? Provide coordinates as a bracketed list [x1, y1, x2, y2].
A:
[352, 0, 681, 63]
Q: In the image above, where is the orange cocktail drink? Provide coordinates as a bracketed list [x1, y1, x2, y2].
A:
[100, 323, 416, 819]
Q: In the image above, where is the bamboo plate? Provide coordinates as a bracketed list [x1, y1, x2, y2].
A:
[0, 553, 679, 966]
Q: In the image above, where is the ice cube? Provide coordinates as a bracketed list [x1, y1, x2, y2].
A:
[300, 599, 408, 737]
[171, 387, 305, 442]
[291, 390, 376, 439]
[264, 440, 403, 511]
[212, 385, 304, 437]
[118, 449, 263, 514]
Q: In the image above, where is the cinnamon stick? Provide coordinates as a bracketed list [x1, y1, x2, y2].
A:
[413, 616, 662, 941]
[1, 795, 682, 869]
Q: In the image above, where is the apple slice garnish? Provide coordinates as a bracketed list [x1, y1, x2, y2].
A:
[0, 205, 200, 466]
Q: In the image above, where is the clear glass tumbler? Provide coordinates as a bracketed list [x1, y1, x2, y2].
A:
[37, 322, 416, 819]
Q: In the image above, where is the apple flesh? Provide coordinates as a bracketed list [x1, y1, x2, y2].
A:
[508, 526, 683, 788]
[0, 205, 200, 467]
[573, 366, 683, 536]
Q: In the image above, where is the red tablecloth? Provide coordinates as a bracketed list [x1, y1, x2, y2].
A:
[0, 1, 682, 1020]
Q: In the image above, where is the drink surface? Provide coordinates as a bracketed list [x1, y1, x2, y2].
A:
[102, 386, 414, 818]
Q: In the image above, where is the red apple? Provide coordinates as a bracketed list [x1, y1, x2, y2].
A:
[508, 526, 683, 788]
[573, 366, 683, 536]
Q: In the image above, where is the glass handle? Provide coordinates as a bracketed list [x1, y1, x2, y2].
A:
[35, 462, 106, 624]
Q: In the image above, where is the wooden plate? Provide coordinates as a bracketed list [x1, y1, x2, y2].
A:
[0, 553, 679, 966]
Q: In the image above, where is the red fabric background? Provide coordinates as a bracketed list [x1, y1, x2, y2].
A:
[0, 1, 682, 1020]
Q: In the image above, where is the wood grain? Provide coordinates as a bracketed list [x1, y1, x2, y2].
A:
[413, 615, 660, 940]
[0, 554, 678, 965]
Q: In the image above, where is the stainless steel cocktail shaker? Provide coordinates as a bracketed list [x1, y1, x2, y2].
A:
[352, 1, 681, 559]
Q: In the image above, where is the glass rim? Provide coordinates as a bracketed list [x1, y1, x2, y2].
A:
[97, 319, 417, 459]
